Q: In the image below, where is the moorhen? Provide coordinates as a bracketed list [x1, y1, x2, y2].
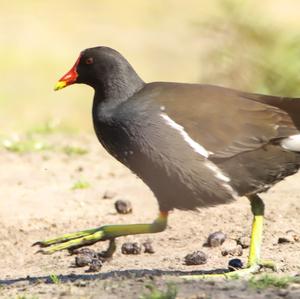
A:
[34, 46, 300, 277]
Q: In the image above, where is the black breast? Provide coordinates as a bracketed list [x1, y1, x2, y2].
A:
[92, 96, 236, 212]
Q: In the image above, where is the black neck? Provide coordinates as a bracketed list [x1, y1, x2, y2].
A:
[93, 65, 145, 104]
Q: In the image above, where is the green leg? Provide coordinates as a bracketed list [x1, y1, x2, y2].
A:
[34, 212, 168, 254]
[247, 194, 276, 271]
[183, 194, 276, 280]
[248, 194, 265, 267]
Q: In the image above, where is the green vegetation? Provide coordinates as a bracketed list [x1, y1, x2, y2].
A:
[71, 180, 90, 190]
[2, 136, 51, 153]
[0, 123, 87, 154]
[196, 0, 300, 96]
[62, 145, 88, 156]
[3, 1, 300, 133]
[28, 119, 60, 135]
[49, 274, 61, 285]
[139, 283, 177, 299]
[248, 274, 300, 289]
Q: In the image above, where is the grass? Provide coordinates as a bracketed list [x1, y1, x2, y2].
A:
[2, 135, 51, 153]
[3, 1, 300, 133]
[62, 145, 88, 156]
[196, 0, 300, 96]
[49, 274, 61, 285]
[248, 274, 300, 289]
[0, 122, 87, 155]
[71, 180, 90, 190]
[28, 119, 61, 135]
[139, 283, 177, 299]
[2, 137, 88, 155]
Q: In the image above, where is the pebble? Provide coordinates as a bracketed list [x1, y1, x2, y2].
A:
[72, 247, 103, 269]
[278, 230, 299, 244]
[71, 248, 97, 257]
[207, 231, 226, 247]
[75, 255, 93, 267]
[121, 242, 141, 255]
[222, 244, 243, 257]
[278, 289, 289, 297]
[228, 258, 243, 271]
[86, 258, 103, 272]
[114, 199, 133, 214]
[184, 251, 208, 265]
[102, 190, 116, 199]
[76, 166, 84, 172]
[237, 235, 250, 249]
[143, 240, 155, 254]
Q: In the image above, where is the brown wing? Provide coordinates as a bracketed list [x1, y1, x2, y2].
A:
[144, 82, 299, 159]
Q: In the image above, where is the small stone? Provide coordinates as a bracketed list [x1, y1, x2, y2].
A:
[228, 258, 243, 271]
[74, 281, 87, 287]
[102, 190, 116, 199]
[121, 242, 141, 255]
[72, 247, 99, 268]
[75, 255, 93, 267]
[114, 199, 132, 214]
[86, 258, 103, 272]
[184, 251, 208, 265]
[237, 235, 251, 249]
[278, 237, 293, 244]
[71, 247, 97, 257]
[278, 230, 297, 244]
[77, 166, 84, 172]
[278, 289, 289, 297]
[143, 240, 155, 254]
[207, 231, 226, 247]
[222, 244, 243, 256]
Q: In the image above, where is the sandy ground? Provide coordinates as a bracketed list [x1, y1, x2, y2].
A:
[0, 133, 299, 298]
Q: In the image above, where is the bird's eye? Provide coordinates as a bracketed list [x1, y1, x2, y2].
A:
[85, 57, 94, 65]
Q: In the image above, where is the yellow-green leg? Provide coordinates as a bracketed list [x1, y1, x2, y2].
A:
[247, 194, 276, 271]
[183, 194, 276, 279]
[34, 212, 168, 254]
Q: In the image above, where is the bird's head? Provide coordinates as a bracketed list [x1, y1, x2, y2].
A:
[54, 46, 144, 98]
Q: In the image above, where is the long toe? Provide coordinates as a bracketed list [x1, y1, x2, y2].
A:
[36, 230, 105, 254]
[33, 227, 100, 248]
[181, 264, 262, 280]
[257, 260, 277, 272]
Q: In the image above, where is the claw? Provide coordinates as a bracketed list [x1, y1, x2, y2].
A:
[32, 241, 44, 247]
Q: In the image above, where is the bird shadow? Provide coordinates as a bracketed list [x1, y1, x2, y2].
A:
[0, 268, 230, 286]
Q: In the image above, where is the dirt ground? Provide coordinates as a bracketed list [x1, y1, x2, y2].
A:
[0, 133, 299, 299]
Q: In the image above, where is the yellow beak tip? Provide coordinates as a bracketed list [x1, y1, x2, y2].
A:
[54, 81, 67, 91]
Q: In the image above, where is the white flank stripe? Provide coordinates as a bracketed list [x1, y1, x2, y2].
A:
[204, 161, 231, 183]
[160, 113, 210, 158]
[160, 113, 237, 198]
[281, 134, 300, 152]
[204, 161, 238, 197]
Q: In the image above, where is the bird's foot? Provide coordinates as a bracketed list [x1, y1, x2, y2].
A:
[256, 259, 277, 272]
[181, 260, 277, 280]
[97, 239, 117, 259]
[33, 215, 168, 255]
[33, 226, 107, 254]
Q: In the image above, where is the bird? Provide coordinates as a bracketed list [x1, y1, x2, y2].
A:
[34, 46, 300, 277]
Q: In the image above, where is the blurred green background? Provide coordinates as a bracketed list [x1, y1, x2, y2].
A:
[2, 0, 300, 133]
